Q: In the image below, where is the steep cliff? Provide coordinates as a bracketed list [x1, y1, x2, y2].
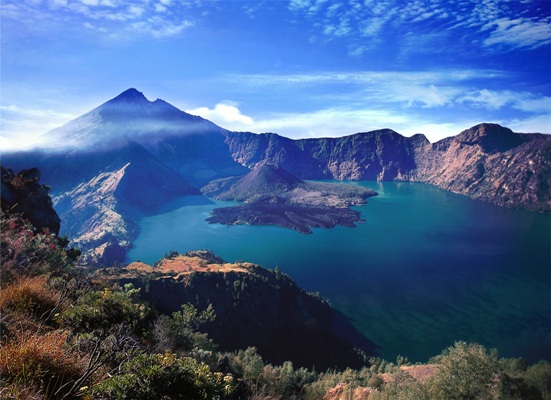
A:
[224, 129, 421, 181]
[225, 124, 550, 212]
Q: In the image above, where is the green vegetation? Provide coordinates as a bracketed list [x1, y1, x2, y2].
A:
[1, 211, 550, 399]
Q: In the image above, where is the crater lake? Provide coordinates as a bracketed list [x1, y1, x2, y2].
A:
[128, 181, 550, 364]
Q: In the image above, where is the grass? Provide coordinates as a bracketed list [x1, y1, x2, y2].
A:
[0, 276, 60, 320]
[0, 330, 85, 399]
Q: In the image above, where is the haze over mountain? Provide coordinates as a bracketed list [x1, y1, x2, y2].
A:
[3, 89, 550, 265]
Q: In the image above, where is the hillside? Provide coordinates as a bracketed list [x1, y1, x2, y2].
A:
[109, 250, 372, 370]
[1, 185, 550, 400]
[2, 89, 550, 265]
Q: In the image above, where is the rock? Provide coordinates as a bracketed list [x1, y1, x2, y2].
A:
[1, 167, 61, 235]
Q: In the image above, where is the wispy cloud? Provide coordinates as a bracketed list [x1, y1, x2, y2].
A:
[458, 89, 551, 113]
[195, 68, 551, 140]
[0, 0, 202, 40]
[186, 102, 479, 142]
[221, 69, 506, 109]
[482, 17, 551, 49]
[288, 0, 551, 55]
[0, 105, 77, 150]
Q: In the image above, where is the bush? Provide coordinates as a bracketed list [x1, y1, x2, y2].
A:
[0, 212, 76, 280]
[91, 353, 235, 400]
[153, 303, 217, 353]
[61, 286, 151, 337]
[426, 341, 499, 400]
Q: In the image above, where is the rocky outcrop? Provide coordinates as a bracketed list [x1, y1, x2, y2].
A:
[1, 167, 61, 235]
[112, 251, 375, 370]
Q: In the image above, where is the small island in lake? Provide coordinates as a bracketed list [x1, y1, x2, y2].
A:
[202, 164, 377, 233]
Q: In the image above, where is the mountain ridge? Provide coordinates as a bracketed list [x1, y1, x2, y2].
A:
[2, 88, 549, 265]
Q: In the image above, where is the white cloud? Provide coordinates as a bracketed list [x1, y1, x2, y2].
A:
[458, 89, 551, 113]
[506, 114, 551, 134]
[458, 89, 515, 110]
[186, 103, 254, 130]
[222, 69, 502, 111]
[250, 107, 479, 143]
[185, 102, 473, 142]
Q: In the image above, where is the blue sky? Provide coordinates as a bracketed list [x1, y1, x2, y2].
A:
[1, 0, 550, 149]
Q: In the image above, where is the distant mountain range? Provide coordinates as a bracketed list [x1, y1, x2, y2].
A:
[3, 88, 550, 265]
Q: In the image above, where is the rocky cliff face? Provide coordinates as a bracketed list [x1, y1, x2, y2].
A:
[224, 129, 422, 181]
[413, 124, 551, 212]
[226, 124, 550, 212]
[1, 167, 61, 235]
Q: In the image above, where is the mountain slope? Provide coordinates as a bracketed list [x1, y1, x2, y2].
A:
[44, 88, 219, 149]
[53, 142, 200, 265]
[224, 128, 423, 181]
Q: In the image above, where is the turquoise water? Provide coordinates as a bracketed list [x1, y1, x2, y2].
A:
[128, 182, 551, 363]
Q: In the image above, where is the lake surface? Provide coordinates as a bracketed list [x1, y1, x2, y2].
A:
[128, 182, 550, 364]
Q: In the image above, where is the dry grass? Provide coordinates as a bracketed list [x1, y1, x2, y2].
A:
[126, 255, 253, 277]
[0, 330, 85, 399]
[0, 276, 60, 320]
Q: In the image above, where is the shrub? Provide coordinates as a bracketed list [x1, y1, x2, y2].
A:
[91, 353, 235, 399]
[61, 286, 151, 337]
[426, 341, 499, 400]
[0, 212, 75, 280]
[153, 303, 216, 353]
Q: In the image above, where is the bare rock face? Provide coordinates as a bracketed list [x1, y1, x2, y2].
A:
[413, 123, 551, 212]
[224, 129, 420, 181]
[1, 167, 61, 235]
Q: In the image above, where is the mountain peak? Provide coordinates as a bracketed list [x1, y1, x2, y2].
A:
[455, 123, 523, 153]
[110, 88, 149, 104]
